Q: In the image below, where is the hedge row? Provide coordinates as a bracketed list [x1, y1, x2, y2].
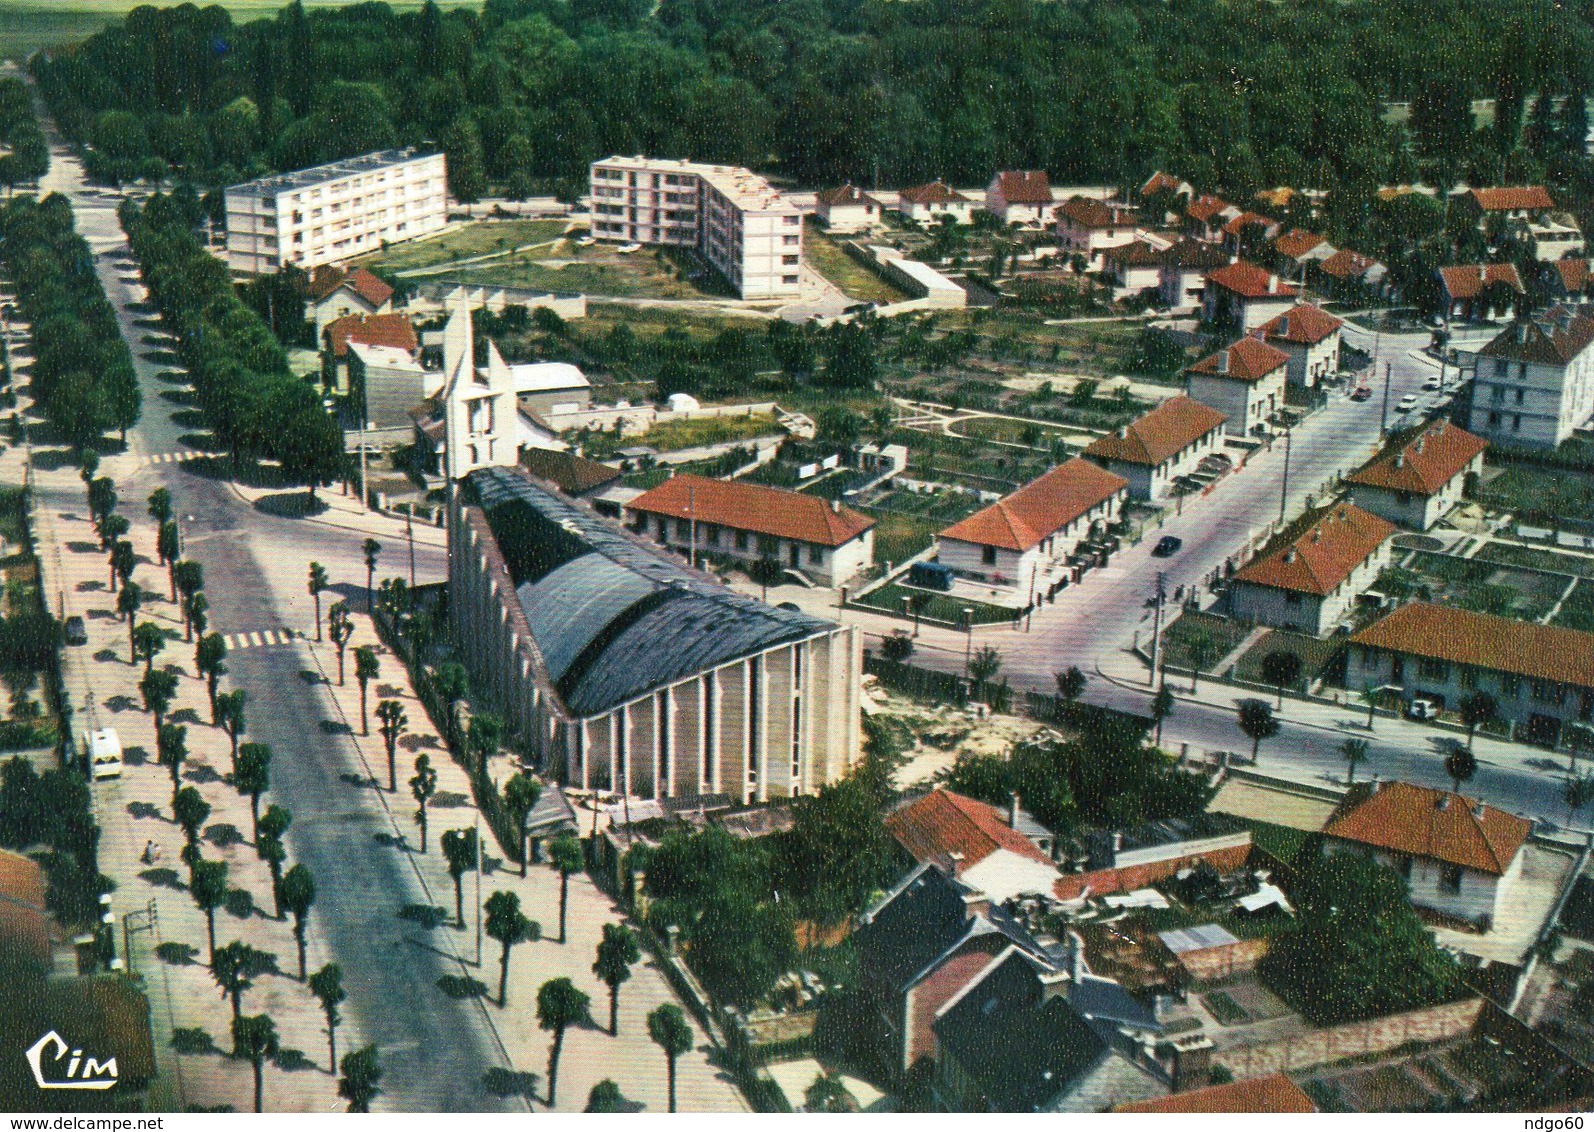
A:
[0, 194, 139, 448]
[120, 192, 344, 489]
[0, 78, 48, 189]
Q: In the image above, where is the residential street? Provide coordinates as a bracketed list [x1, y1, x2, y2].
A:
[32, 120, 741, 1111]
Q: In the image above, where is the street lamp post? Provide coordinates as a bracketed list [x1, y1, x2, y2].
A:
[1278, 421, 1293, 525]
[1148, 571, 1166, 687]
[406, 509, 417, 589]
[962, 608, 974, 678]
[1379, 361, 1393, 437]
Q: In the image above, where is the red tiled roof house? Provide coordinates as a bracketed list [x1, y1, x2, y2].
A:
[1457, 185, 1557, 229]
[1258, 303, 1344, 388]
[1083, 396, 1227, 502]
[625, 474, 875, 586]
[1437, 262, 1524, 322]
[1322, 779, 1531, 928]
[1159, 239, 1232, 310]
[1203, 259, 1300, 331]
[1345, 419, 1487, 530]
[895, 180, 975, 225]
[1100, 240, 1166, 300]
[1229, 503, 1396, 636]
[1186, 336, 1289, 436]
[1348, 602, 1594, 749]
[935, 458, 1128, 603]
[302, 264, 395, 334]
[816, 183, 885, 234]
[1055, 196, 1141, 271]
[986, 170, 1054, 226]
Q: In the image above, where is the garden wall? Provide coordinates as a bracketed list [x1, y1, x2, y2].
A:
[1213, 997, 1483, 1079]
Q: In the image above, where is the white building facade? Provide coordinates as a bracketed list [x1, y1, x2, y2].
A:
[590, 156, 804, 300]
[225, 149, 447, 276]
[1469, 309, 1594, 448]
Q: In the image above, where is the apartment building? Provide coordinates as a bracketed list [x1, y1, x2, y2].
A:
[589, 155, 804, 300]
[1470, 306, 1594, 448]
[225, 149, 447, 276]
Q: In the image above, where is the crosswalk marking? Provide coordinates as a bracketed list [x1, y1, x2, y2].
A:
[142, 451, 203, 466]
[221, 628, 300, 650]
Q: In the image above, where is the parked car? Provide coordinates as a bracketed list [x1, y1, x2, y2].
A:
[1395, 394, 1418, 413]
[1423, 377, 1442, 391]
[63, 615, 87, 645]
[1152, 535, 1183, 558]
[86, 728, 123, 781]
[1351, 386, 1372, 401]
[1406, 696, 1440, 721]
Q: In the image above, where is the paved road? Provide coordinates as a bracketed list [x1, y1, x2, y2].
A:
[41, 136, 523, 1109]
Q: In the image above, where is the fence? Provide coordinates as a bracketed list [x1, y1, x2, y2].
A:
[863, 654, 1015, 712]
[1212, 997, 1484, 1079]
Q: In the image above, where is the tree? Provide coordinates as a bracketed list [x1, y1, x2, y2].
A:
[1566, 771, 1594, 828]
[1236, 699, 1278, 763]
[280, 862, 316, 980]
[747, 556, 785, 601]
[216, 689, 247, 767]
[376, 699, 408, 791]
[173, 784, 210, 850]
[409, 754, 437, 852]
[232, 1014, 278, 1114]
[157, 521, 180, 583]
[441, 827, 477, 928]
[256, 833, 286, 920]
[484, 889, 536, 1006]
[353, 646, 379, 735]
[593, 922, 640, 1035]
[328, 601, 354, 685]
[1185, 627, 1217, 692]
[147, 486, 172, 526]
[157, 722, 187, 808]
[647, 1004, 693, 1114]
[362, 539, 381, 613]
[132, 622, 166, 676]
[196, 633, 227, 721]
[1260, 649, 1302, 708]
[172, 560, 204, 640]
[805, 1071, 852, 1113]
[307, 562, 328, 641]
[1259, 847, 1458, 1025]
[549, 832, 583, 943]
[116, 581, 143, 662]
[212, 939, 259, 1023]
[467, 712, 502, 778]
[1444, 743, 1477, 794]
[234, 742, 272, 842]
[309, 963, 345, 1073]
[188, 856, 228, 962]
[967, 645, 1001, 693]
[586, 1080, 626, 1112]
[1151, 684, 1175, 747]
[187, 593, 208, 650]
[536, 977, 590, 1107]
[1339, 737, 1370, 785]
[1459, 690, 1498, 751]
[503, 771, 541, 877]
[1055, 666, 1087, 704]
[108, 537, 135, 594]
[879, 630, 913, 662]
[97, 510, 128, 552]
[1359, 686, 1383, 731]
[339, 1046, 383, 1113]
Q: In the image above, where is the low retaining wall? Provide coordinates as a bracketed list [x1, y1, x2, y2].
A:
[1213, 997, 1483, 1079]
[1179, 936, 1270, 983]
[1053, 842, 1252, 901]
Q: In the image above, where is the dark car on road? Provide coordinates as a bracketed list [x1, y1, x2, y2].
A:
[64, 615, 87, 645]
[1152, 535, 1183, 557]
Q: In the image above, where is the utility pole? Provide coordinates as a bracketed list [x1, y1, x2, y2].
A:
[1278, 421, 1293, 525]
[406, 509, 417, 589]
[473, 813, 482, 968]
[357, 417, 369, 511]
[1148, 571, 1166, 687]
[962, 608, 974, 678]
[1379, 361, 1393, 437]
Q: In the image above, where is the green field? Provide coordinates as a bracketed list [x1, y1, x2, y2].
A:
[0, 1, 480, 60]
[802, 225, 910, 305]
[948, 414, 1075, 448]
[353, 219, 569, 275]
[442, 241, 730, 301]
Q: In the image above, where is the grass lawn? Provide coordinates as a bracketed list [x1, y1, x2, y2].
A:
[948, 414, 1075, 448]
[353, 218, 569, 274]
[853, 580, 1018, 624]
[440, 241, 730, 300]
[585, 412, 782, 457]
[1235, 817, 1310, 864]
[802, 224, 910, 304]
[1477, 464, 1594, 524]
[1159, 611, 1250, 673]
[864, 511, 940, 566]
[0, 1, 478, 59]
[1473, 540, 1594, 579]
[1553, 579, 1594, 632]
[1233, 628, 1345, 687]
[1403, 549, 1566, 622]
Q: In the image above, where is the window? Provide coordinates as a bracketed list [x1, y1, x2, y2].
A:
[1513, 415, 1522, 432]
[782, 275, 799, 285]
[1439, 863, 1464, 895]
[982, 545, 997, 566]
[757, 534, 778, 556]
[783, 235, 800, 246]
[1531, 679, 1558, 703]
[747, 656, 762, 793]
[1515, 387, 1525, 405]
[706, 524, 721, 547]
[1501, 672, 1521, 697]
[657, 691, 671, 792]
[1459, 666, 1478, 690]
[784, 215, 799, 226]
[1489, 412, 1502, 427]
[657, 516, 669, 538]
[1285, 592, 1301, 605]
[809, 544, 824, 565]
[1397, 855, 1414, 881]
[782, 255, 799, 266]
[702, 674, 717, 789]
[735, 530, 749, 551]
[1418, 658, 1448, 680]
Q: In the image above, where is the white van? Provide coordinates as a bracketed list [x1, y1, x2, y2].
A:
[87, 728, 123, 781]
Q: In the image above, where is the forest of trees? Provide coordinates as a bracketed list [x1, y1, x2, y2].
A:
[26, 0, 1594, 219]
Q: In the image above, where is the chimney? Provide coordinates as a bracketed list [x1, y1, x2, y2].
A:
[1311, 527, 1321, 543]
[1394, 452, 1404, 468]
[1008, 792, 1021, 828]
[1268, 273, 1279, 294]
[1479, 265, 1487, 282]
[830, 498, 841, 513]
[1066, 930, 1087, 982]
[1112, 831, 1123, 853]
[1437, 795, 1451, 811]
[1283, 548, 1297, 563]
[1118, 426, 1129, 439]
[1216, 350, 1229, 374]
[1278, 316, 1289, 338]
[1517, 321, 1529, 344]
[1162, 1033, 1216, 1093]
[1415, 437, 1425, 455]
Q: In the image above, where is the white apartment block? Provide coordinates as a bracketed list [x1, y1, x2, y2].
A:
[589, 155, 803, 300]
[225, 149, 448, 276]
[1471, 307, 1594, 448]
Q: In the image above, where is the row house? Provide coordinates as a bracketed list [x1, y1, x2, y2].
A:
[1469, 305, 1594, 448]
[1055, 196, 1141, 271]
[1257, 303, 1343, 388]
[1082, 396, 1228, 502]
[1227, 503, 1396, 637]
[986, 170, 1054, 226]
[1345, 419, 1487, 530]
[1186, 336, 1289, 436]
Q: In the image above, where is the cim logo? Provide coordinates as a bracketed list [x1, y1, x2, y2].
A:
[25, 1031, 118, 1091]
